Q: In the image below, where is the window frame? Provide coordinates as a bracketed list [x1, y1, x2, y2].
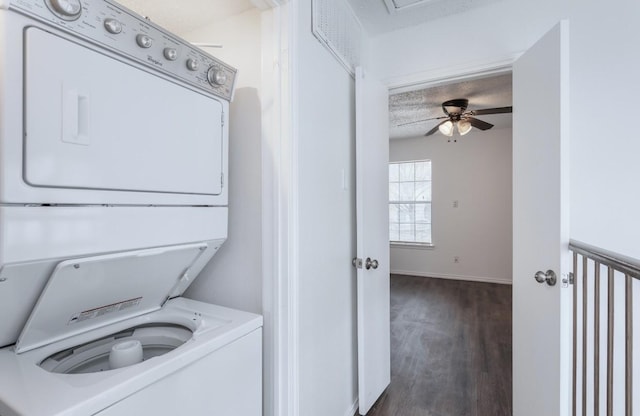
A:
[388, 159, 433, 247]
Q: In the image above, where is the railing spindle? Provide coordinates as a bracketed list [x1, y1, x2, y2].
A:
[606, 266, 614, 416]
[573, 251, 578, 416]
[582, 256, 588, 416]
[594, 262, 600, 416]
[625, 275, 632, 416]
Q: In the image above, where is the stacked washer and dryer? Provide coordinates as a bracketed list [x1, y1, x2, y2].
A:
[0, 0, 262, 415]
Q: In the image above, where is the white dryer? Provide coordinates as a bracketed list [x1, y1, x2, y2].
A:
[0, 0, 262, 415]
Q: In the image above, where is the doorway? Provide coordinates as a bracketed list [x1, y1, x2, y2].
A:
[387, 72, 513, 286]
[374, 70, 514, 415]
[358, 23, 571, 412]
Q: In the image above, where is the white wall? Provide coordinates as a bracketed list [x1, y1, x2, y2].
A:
[181, 9, 264, 313]
[568, 0, 640, 259]
[370, 0, 565, 86]
[294, 0, 358, 415]
[390, 127, 513, 284]
[371, 0, 640, 260]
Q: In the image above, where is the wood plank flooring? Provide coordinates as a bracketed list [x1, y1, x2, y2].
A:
[366, 274, 512, 416]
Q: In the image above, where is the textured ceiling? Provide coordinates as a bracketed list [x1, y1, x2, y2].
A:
[346, 0, 503, 35]
[115, 0, 255, 35]
[113, 0, 510, 142]
[389, 73, 512, 140]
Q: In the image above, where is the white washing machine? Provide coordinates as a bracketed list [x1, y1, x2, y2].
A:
[0, 0, 262, 415]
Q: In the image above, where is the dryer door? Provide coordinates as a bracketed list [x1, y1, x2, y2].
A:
[22, 27, 225, 203]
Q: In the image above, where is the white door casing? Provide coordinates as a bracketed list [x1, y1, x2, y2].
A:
[355, 67, 391, 415]
[512, 21, 571, 416]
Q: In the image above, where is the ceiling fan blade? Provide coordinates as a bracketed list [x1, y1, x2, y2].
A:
[470, 106, 513, 116]
[397, 115, 448, 127]
[425, 120, 448, 136]
[467, 117, 494, 131]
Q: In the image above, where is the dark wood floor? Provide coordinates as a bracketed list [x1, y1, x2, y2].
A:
[366, 274, 512, 416]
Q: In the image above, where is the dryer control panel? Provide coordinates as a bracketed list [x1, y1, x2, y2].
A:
[9, 0, 237, 101]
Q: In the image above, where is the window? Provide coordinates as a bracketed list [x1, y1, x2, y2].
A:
[389, 160, 432, 245]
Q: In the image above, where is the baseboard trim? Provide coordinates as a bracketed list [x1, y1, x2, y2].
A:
[346, 398, 359, 416]
[390, 270, 512, 285]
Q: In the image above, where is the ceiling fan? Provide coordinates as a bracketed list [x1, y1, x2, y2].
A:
[399, 98, 513, 139]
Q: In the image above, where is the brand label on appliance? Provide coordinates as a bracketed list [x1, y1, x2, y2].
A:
[68, 297, 142, 325]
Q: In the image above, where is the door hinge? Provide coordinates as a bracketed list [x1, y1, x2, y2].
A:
[562, 272, 574, 288]
[221, 173, 224, 189]
[221, 111, 225, 127]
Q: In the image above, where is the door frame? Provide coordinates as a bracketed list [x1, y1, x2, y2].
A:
[381, 54, 523, 411]
[380, 48, 572, 414]
[384, 52, 519, 94]
[260, 2, 300, 416]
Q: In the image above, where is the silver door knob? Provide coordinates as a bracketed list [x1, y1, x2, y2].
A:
[534, 270, 557, 286]
[365, 257, 379, 270]
[352, 257, 362, 269]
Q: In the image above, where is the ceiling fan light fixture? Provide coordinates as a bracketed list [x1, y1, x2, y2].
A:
[458, 120, 472, 135]
[419, 98, 511, 137]
[438, 120, 454, 136]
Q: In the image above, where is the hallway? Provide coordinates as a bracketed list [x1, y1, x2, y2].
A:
[367, 275, 512, 416]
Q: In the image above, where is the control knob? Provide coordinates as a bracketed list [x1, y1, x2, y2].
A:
[104, 18, 122, 34]
[47, 0, 82, 20]
[186, 58, 199, 71]
[163, 48, 178, 61]
[207, 67, 227, 86]
[136, 34, 153, 49]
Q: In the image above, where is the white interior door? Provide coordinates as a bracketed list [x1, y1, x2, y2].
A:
[512, 21, 572, 416]
[355, 67, 391, 415]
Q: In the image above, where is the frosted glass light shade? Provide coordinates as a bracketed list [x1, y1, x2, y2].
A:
[438, 120, 454, 136]
[458, 120, 472, 135]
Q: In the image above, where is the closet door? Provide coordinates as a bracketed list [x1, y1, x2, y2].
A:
[355, 67, 391, 415]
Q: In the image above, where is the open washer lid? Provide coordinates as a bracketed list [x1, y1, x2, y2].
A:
[15, 243, 210, 354]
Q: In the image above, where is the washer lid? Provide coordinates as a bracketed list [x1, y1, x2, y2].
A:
[16, 243, 209, 354]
